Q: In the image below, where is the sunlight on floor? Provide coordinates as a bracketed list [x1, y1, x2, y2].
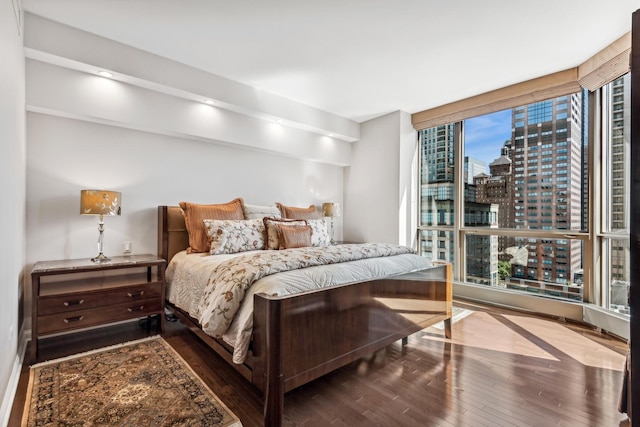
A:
[424, 310, 559, 360]
[424, 307, 626, 370]
[504, 314, 626, 370]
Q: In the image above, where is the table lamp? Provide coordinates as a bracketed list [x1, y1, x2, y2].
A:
[80, 189, 121, 262]
[322, 202, 341, 245]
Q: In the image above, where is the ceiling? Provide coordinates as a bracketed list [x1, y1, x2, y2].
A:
[22, 0, 639, 123]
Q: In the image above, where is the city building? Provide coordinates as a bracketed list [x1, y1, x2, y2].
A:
[510, 95, 584, 286]
[608, 74, 631, 313]
[464, 156, 486, 184]
[475, 147, 513, 261]
[419, 126, 498, 283]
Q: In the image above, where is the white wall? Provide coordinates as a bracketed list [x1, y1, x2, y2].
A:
[23, 14, 347, 335]
[0, 0, 25, 423]
[344, 111, 417, 246]
[398, 111, 419, 247]
[26, 113, 343, 264]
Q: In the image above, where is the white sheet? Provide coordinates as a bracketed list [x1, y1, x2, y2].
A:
[166, 248, 432, 364]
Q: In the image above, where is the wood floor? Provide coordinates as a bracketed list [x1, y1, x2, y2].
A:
[10, 301, 630, 427]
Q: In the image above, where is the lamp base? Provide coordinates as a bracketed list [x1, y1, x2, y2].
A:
[91, 253, 111, 263]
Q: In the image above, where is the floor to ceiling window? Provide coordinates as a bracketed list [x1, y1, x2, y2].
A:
[598, 74, 631, 314]
[417, 74, 630, 316]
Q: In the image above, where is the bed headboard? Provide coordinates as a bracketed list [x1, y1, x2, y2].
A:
[157, 206, 189, 264]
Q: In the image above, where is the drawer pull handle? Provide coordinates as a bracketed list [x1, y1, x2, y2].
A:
[127, 291, 145, 298]
[63, 299, 85, 307]
[63, 315, 84, 323]
[128, 305, 145, 312]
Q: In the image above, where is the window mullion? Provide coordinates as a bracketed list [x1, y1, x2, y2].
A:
[454, 121, 465, 282]
[585, 89, 600, 305]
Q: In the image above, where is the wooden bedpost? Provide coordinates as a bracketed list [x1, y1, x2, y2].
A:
[263, 298, 284, 427]
[157, 206, 169, 262]
[443, 263, 453, 338]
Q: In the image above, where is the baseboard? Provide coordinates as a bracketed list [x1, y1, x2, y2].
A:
[453, 281, 584, 320]
[583, 304, 629, 341]
[0, 324, 28, 427]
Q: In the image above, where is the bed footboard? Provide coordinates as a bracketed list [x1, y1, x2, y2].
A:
[252, 263, 452, 426]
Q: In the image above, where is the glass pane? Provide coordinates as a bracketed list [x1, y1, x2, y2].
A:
[465, 234, 584, 302]
[418, 124, 456, 227]
[461, 93, 586, 301]
[466, 234, 498, 286]
[604, 238, 630, 315]
[604, 74, 630, 233]
[600, 74, 630, 316]
[419, 229, 455, 267]
[463, 93, 587, 234]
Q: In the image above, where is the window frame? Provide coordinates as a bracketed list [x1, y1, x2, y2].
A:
[417, 118, 592, 295]
[414, 33, 631, 312]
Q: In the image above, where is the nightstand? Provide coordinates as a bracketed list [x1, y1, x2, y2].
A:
[30, 254, 166, 363]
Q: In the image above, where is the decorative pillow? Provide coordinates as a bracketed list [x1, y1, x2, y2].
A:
[276, 203, 320, 220]
[203, 219, 265, 255]
[179, 199, 245, 253]
[307, 219, 330, 247]
[243, 203, 281, 220]
[263, 217, 307, 250]
[277, 224, 312, 249]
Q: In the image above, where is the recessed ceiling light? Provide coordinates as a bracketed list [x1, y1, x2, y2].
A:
[97, 70, 113, 78]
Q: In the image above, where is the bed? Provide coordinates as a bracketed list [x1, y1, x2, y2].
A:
[158, 205, 452, 426]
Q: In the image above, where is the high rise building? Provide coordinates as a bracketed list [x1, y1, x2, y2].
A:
[419, 125, 498, 284]
[464, 156, 487, 184]
[421, 125, 456, 185]
[475, 143, 513, 262]
[510, 94, 583, 285]
[609, 77, 629, 229]
[419, 124, 456, 262]
[607, 75, 631, 313]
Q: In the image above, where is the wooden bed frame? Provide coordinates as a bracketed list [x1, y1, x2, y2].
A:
[157, 205, 452, 426]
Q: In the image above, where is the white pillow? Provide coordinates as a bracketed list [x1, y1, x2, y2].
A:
[203, 219, 265, 254]
[308, 219, 331, 247]
[243, 204, 281, 220]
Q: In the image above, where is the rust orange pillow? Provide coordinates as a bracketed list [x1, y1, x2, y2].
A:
[276, 203, 320, 220]
[263, 217, 307, 249]
[277, 224, 312, 249]
[179, 198, 245, 253]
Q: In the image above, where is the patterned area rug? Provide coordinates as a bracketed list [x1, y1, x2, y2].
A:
[22, 336, 242, 426]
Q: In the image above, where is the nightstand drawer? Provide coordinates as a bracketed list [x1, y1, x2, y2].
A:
[37, 297, 163, 335]
[38, 283, 162, 315]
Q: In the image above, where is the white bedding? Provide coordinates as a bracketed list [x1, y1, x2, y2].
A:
[166, 246, 432, 364]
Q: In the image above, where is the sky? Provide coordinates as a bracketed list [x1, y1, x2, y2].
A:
[463, 109, 512, 173]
